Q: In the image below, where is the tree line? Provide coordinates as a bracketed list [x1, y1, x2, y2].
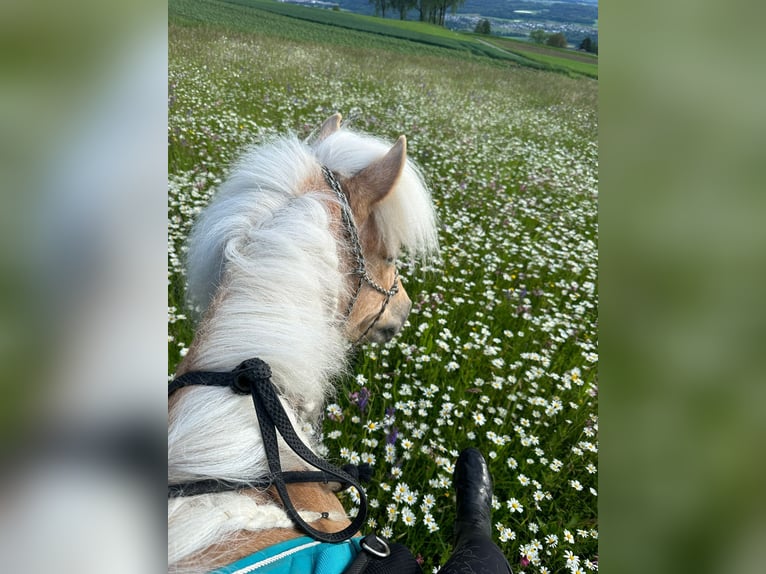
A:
[368, 0, 466, 26]
[530, 29, 598, 53]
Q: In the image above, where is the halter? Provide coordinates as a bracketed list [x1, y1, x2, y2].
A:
[321, 166, 400, 343]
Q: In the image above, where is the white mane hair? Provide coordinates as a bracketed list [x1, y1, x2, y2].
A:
[312, 129, 439, 262]
[169, 124, 439, 573]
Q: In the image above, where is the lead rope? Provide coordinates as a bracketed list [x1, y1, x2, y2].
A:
[168, 359, 368, 543]
[241, 359, 368, 543]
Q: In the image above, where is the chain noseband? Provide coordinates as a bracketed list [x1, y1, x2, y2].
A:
[321, 166, 399, 343]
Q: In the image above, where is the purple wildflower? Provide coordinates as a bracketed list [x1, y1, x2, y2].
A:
[349, 387, 369, 413]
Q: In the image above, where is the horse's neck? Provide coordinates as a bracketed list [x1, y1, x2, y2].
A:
[191, 484, 353, 572]
[178, 272, 347, 419]
[171, 214, 354, 572]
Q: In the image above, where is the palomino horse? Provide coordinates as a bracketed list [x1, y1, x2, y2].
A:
[168, 114, 439, 573]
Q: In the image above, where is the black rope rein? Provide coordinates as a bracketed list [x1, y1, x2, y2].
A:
[168, 358, 369, 544]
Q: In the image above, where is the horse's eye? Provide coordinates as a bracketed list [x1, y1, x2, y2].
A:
[386, 256, 396, 265]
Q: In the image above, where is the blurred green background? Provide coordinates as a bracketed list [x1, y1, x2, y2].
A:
[601, 1, 766, 572]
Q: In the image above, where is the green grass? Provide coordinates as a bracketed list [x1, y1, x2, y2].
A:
[169, 1, 597, 571]
[480, 35, 598, 79]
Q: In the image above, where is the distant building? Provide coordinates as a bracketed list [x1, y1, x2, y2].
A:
[280, 0, 340, 9]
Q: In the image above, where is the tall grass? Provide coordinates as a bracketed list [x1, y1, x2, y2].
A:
[168, 4, 598, 571]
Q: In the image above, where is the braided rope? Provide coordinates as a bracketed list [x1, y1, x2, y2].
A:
[241, 358, 368, 543]
[168, 359, 367, 543]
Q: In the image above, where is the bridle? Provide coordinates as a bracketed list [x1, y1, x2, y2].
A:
[321, 166, 400, 344]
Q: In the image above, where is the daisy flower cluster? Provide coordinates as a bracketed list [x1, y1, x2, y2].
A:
[169, 23, 597, 573]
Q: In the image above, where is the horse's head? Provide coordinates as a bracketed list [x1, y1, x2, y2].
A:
[315, 114, 433, 345]
[340, 138, 412, 343]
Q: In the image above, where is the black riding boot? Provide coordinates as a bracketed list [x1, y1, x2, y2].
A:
[453, 447, 494, 546]
[438, 448, 513, 574]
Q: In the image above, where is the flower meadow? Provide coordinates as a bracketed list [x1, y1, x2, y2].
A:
[169, 15, 597, 574]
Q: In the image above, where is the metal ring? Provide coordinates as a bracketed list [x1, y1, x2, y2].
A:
[361, 535, 391, 558]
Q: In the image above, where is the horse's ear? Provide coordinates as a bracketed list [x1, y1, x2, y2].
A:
[351, 135, 406, 208]
[317, 113, 342, 142]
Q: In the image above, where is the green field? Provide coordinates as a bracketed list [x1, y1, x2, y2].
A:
[170, 0, 596, 77]
[482, 35, 598, 79]
[486, 36, 598, 78]
[169, 0, 598, 571]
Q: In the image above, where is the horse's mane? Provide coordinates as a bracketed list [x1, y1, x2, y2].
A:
[169, 125, 438, 573]
[182, 135, 346, 417]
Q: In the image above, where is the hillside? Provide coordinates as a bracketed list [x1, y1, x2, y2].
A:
[169, 0, 595, 78]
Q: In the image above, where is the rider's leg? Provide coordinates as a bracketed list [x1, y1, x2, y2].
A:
[438, 448, 512, 574]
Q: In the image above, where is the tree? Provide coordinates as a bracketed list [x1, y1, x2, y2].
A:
[579, 36, 598, 54]
[369, 0, 388, 18]
[416, 0, 464, 26]
[546, 32, 567, 48]
[390, 0, 416, 20]
[474, 18, 491, 35]
[529, 29, 547, 44]
[416, 0, 430, 21]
